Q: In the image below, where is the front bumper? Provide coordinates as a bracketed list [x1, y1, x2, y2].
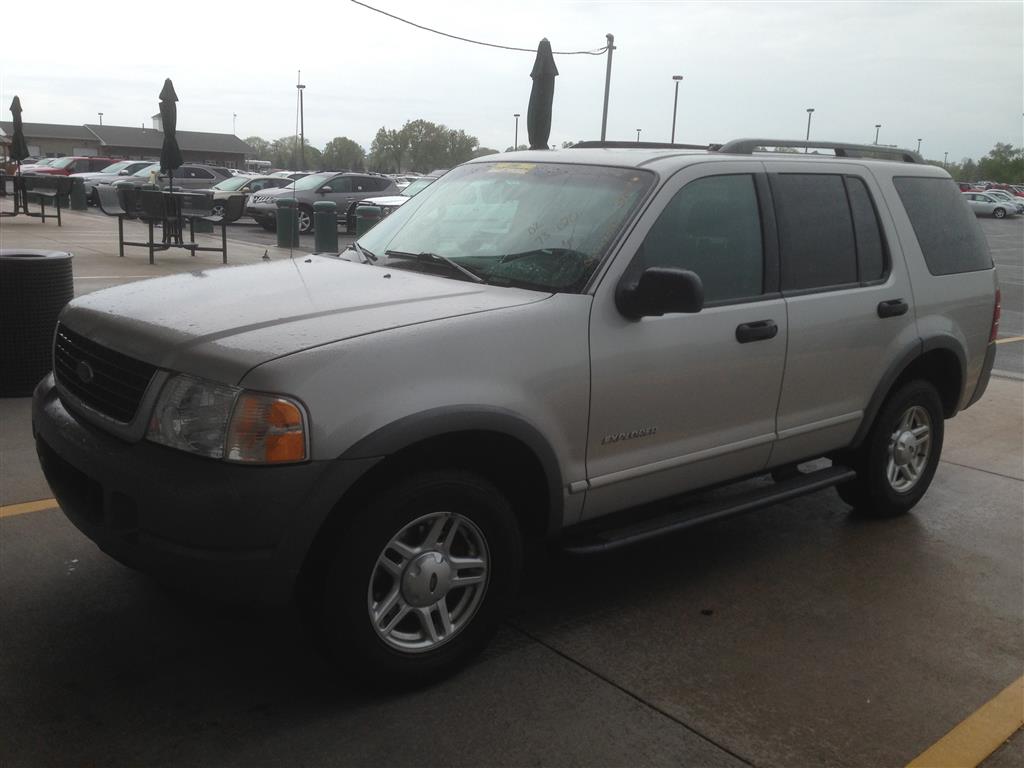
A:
[32, 373, 380, 603]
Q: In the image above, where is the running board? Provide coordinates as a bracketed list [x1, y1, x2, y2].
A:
[562, 465, 856, 555]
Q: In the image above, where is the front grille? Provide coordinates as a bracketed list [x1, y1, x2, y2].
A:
[54, 323, 156, 424]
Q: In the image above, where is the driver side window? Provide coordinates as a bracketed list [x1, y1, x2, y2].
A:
[325, 177, 352, 193]
[640, 174, 764, 304]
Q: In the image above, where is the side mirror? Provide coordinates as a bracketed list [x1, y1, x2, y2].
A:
[616, 267, 704, 319]
[119, 169, 132, 175]
[319, 186, 332, 194]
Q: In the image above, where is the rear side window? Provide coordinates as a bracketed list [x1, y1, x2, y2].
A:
[773, 174, 857, 291]
[893, 177, 992, 275]
[845, 176, 886, 282]
[639, 174, 764, 303]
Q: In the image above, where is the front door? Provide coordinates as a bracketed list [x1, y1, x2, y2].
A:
[584, 162, 787, 520]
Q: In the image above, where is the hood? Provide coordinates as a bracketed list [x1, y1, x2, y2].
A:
[60, 256, 548, 385]
[249, 185, 296, 201]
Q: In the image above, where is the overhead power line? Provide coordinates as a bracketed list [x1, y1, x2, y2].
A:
[350, 0, 609, 55]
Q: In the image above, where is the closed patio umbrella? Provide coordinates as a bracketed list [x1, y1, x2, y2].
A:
[9, 97, 30, 164]
[526, 39, 558, 150]
[158, 79, 183, 191]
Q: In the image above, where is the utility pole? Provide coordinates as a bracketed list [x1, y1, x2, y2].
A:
[600, 34, 615, 141]
[297, 71, 306, 170]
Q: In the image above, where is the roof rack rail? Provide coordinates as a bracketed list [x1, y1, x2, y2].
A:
[714, 139, 922, 163]
[572, 140, 710, 150]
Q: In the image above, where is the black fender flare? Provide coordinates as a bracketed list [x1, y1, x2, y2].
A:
[850, 335, 967, 448]
[341, 406, 565, 536]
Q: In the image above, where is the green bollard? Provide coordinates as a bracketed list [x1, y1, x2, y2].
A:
[276, 198, 299, 248]
[69, 177, 88, 210]
[313, 200, 338, 253]
[355, 205, 382, 236]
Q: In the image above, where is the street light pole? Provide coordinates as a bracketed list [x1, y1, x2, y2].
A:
[874, 124, 881, 145]
[233, 113, 237, 135]
[97, 112, 103, 126]
[600, 33, 615, 141]
[297, 73, 306, 170]
[805, 108, 814, 153]
[916, 138, 922, 153]
[513, 113, 520, 150]
[944, 151, 949, 168]
[670, 75, 683, 144]
[636, 128, 641, 143]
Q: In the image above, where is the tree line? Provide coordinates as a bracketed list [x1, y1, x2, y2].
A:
[927, 143, 1023, 183]
[244, 119, 499, 173]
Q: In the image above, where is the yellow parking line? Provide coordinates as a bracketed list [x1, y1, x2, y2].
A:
[995, 335, 1024, 345]
[0, 498, 59, 518]
[906, 676, 1024, 768]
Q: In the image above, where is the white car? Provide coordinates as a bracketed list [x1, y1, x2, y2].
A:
[71, 160, 156, 204]
[982, 190, 1024, 214]
[346, 174, 442, 231]
[962, 191, 1019, 219]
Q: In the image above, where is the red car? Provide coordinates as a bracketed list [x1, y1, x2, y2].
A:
[987, 183, 1024, 197]
[24, 156, 121, 176]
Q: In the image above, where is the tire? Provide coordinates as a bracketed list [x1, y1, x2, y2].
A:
[993, 207, 1006, 219]
[210, 201, 226, 218]
[836, 380, 944, 517]
[297, 205, 313, 234]
[258, 219, 277, 232]
[317, 470, 522, 689]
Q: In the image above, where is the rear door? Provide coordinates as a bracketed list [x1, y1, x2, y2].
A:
[766, 163, 918, 466]
[585, 162, 787, 519]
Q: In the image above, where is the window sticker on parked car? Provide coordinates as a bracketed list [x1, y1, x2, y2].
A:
[488, 163, 536, 174]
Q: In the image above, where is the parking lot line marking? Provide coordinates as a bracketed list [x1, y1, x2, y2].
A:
[906, 676, 1024, 768]
[995, 335, 1024, 345]
[0, 498, 59, 518]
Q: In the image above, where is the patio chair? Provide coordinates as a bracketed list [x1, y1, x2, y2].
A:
[97, 185, 131, 258]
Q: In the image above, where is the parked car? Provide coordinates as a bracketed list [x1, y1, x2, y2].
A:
[112, 163, 231, 191]
[208, 175, 295, 217]
[33, 139, 999, 687]
[346, 174, 443, 232]
[71, 160, 157, 204]
[23, 156, 121, 176]
[247, 172, 397, 233]
[984, 190, 1024, 211]
[962, 191, 1019, 218]
[270, 171, 311, 180]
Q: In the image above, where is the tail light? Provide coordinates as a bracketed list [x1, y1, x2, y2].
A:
[989, 288, 1001, 343]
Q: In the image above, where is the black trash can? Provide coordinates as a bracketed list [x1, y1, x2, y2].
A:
[0, 250, 74, 397]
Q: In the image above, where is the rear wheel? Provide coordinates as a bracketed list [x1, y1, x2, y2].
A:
[297, 205, 313, 234]
[258, 219, 276, 232]
[836, 380, 944, 517]
[210, 201, 226, 218]
[317, 470, 522, 688]
[993, 207, 1006, 219]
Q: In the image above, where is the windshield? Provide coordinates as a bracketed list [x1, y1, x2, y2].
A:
[284, 173, 331, 191]
[401, 177, 436, 197]
[131, 163, 160, 177]
[358, 161, 654, 293]
[212, 176, 250, 191]
[99, 160, 135, 174]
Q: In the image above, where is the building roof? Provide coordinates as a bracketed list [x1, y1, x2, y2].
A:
[0, 122, 96, 141]
[84, 124, 252, 154]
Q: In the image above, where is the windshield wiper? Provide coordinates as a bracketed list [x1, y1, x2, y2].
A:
[348, 241, 377, 263]
[498, 247, 586, 264]
[384, 250, 484, 283]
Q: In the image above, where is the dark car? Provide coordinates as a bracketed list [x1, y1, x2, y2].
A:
[24, 156, 121, 176]
[112, 163, 232, 191]
[208, 175, 295, 217]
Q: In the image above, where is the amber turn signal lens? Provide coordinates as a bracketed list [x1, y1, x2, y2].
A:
[225, 393, 307, 464]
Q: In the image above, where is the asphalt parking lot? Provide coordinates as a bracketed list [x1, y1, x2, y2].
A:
[0, 207, 1021, 767]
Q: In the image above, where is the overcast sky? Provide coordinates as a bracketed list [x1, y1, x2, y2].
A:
[2, 0, 1021, 162]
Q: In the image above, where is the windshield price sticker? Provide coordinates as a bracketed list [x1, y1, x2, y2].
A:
[489, 163, 536, 174]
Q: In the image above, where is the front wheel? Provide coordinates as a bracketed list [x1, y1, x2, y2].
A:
[317, 470, 522, 688]
[836, 380, 944, 517]
[993, 207, 1006, 219]
[297, 206, 313, 234]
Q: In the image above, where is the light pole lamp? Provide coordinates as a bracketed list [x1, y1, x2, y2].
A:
[98, 112, 103, 126]
[513, 113, 520, 150]
[636, 128, 642, 142]
[874, 124, 881, 145]
[670, 75, 683, 144]
[805, 108, 814, 152]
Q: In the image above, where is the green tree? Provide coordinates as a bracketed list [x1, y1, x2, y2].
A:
[269, 136, 322, 170]
[505, 144, 529, 152]
[322, 136, 366, 171]
[244, 136, 271, 160]
[977, 143, 1023, 183]
[369, 127, 409, 173]
[472, 147, 500, 158]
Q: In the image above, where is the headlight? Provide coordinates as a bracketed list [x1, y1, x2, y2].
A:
[146, 374, 308, 464]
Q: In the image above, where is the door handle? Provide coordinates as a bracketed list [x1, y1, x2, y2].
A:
[736, 320, 778, 343]
[877, 299, 909, 318]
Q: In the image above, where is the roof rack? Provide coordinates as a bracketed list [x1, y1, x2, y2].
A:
[713, 139, 922, 163]
[572, 140, 710, 150]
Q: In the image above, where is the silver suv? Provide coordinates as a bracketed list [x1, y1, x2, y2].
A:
[33, 138, 1000, 687]
[246, 172, 398, 234]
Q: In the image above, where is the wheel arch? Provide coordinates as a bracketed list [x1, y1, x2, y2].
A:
[850, 337, 966, 449]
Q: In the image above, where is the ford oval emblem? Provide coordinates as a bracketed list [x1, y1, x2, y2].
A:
[75, 360, 94, 384]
